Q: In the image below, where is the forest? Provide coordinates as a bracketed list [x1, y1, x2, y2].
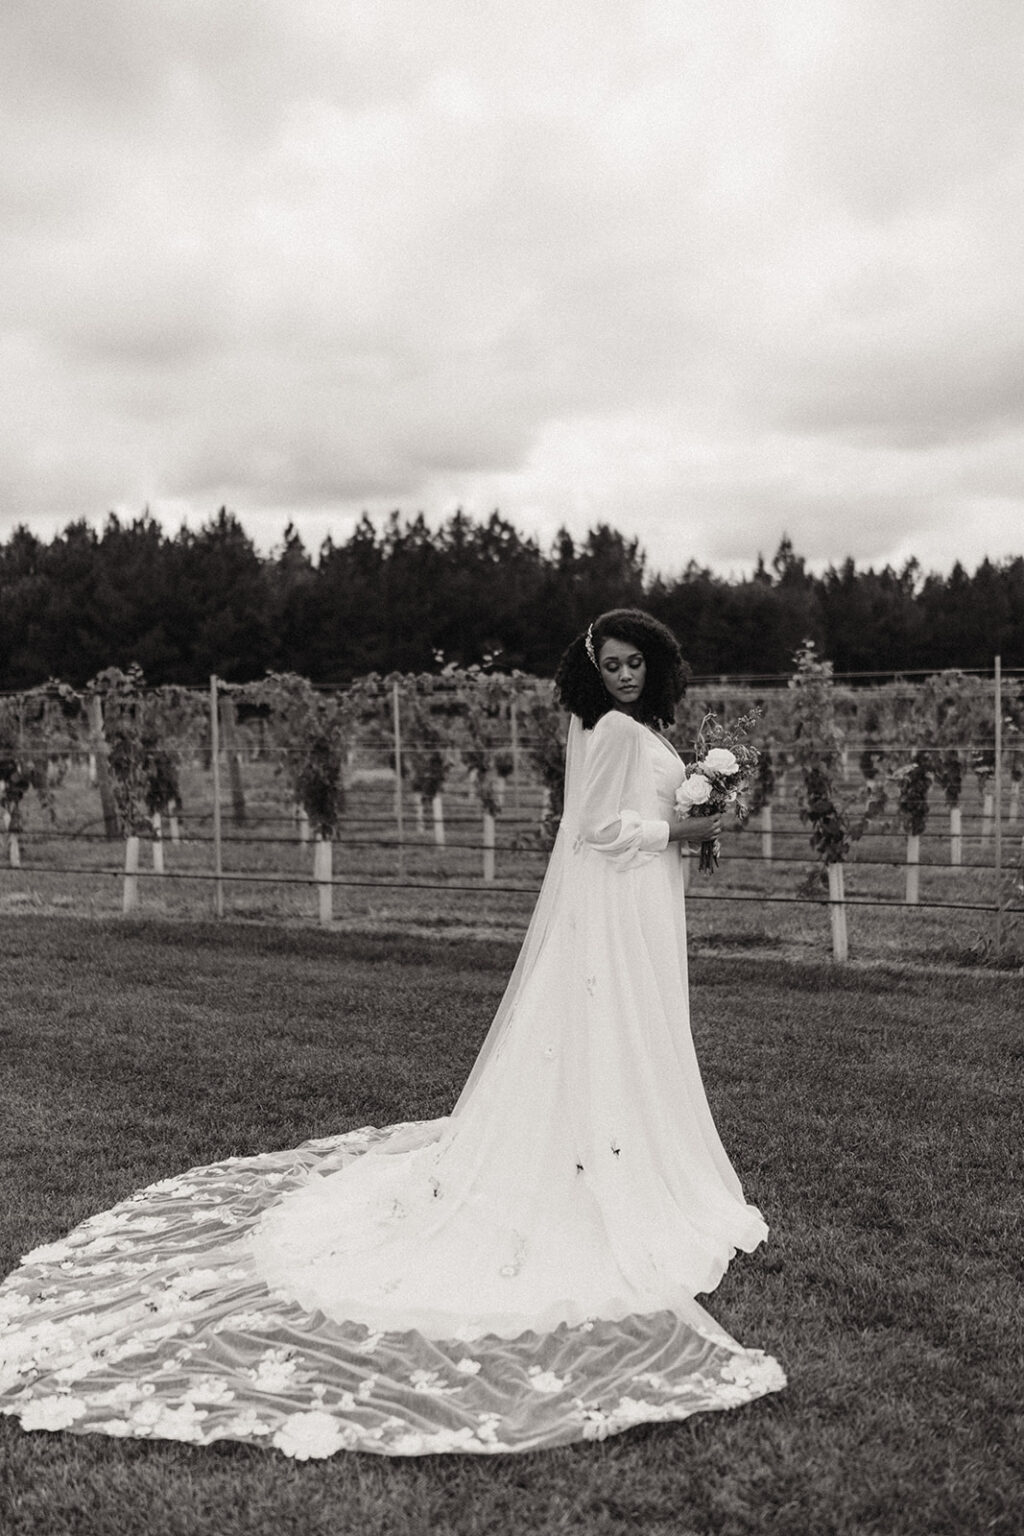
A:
[1, 507, 1022, 688]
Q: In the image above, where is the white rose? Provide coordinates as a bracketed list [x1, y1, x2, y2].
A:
[703, 748, 739, 775]
[676, 773, 712, 809]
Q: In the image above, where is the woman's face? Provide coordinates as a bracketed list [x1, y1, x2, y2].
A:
[597, 635, 646, 712]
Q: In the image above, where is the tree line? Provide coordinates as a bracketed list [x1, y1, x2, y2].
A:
[1, 508, 1022, 689]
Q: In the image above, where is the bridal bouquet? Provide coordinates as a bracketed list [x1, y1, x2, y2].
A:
[674, 711, 762, 875]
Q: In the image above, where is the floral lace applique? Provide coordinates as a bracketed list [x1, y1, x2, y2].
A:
[0, 1124, 785, 1457]
[527, 1367, 566, 1395]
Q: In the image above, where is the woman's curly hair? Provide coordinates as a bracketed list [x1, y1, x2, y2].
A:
[554, 608, 690, 729]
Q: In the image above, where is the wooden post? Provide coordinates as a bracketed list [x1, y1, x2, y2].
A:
[981, 788, 995, 848]
[905, 833, 920, 905]
[994, 657, 1003, 955]
[827, 863, 849, 962]
[760, 803, 773, 861]
[1009, 777, 1021, 824]
[482, 811, 496, 883]
[392, 680, 405, 877]
[432, 792, 445, 847]
[151, 812, 165, 874]
[210, 675, 224, 918]
[949, 806, 962, 866]
[85, 694, 120, 839]
[168, 798, 181, 843]
[314, 835, 333, 927]
[123, 834, 140, 914]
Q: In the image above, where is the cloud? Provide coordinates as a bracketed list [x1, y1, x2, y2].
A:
[0, 0, 1022, 577]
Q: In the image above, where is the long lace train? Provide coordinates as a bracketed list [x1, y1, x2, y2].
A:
[0, 1125, 784, 1457]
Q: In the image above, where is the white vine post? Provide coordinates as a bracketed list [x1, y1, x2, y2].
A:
[760, 803, 773, 861]
[314, 834, 333, 927]
[827, 865, 848, 962]
[483, 808, 496, 883]
[4, 807, 19, 869]
[392, 679, 405, 878]
[151, 811, 164, 873]
[950, 797, 963, 866]
[210, 675, 224, 918]
[122, 833, 140, 914]
[432, 793, 445, 847]
[906, 831, 920, 906]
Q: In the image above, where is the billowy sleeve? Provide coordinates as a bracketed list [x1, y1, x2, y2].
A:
[578, 711, 670, 870]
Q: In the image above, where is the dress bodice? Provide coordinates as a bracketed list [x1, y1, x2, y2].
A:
[645, 728, 687, 812]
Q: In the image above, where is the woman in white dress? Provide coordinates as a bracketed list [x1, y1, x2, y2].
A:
[0, 609, 784, 1458]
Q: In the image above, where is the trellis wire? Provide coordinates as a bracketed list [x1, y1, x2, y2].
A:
[7, 824, 1016, 871]
[7, 860, 1021, 916]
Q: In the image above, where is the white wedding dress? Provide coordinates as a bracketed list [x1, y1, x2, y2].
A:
[0, 711, 784, 1457]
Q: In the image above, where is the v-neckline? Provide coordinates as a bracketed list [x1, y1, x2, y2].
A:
[643, 724, 682, 760]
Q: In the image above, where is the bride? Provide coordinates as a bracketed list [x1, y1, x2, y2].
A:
[0, 609, 784, 1458]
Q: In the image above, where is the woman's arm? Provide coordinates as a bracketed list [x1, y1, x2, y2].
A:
[577, 712, 669, 869]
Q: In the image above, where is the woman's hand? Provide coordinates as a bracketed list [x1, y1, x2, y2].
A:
[667, 813, 723, 845]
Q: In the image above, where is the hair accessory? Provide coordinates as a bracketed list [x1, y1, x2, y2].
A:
[584, 623, 599, 670]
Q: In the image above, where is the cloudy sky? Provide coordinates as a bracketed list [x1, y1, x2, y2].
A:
[2, 0, 1023, 578]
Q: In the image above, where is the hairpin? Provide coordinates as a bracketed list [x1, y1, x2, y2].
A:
[584, 623, 599, 670]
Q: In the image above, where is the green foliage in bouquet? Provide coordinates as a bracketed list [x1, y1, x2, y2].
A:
[677, 709, 763, 874]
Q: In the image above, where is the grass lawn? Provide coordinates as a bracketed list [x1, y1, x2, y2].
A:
[1, 915, 1021, 1536]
